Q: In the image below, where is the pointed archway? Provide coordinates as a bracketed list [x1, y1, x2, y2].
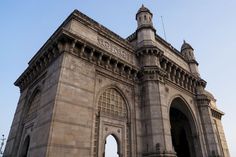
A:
[95, 87, 130, 157]
[105, 135, 119, 157]
[169, 97, 202, 157]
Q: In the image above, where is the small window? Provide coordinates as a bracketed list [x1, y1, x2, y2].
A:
[144, 15, 147, 21]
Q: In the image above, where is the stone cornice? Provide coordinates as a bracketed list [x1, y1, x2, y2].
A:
[136, 25, 156, 34]
[126, 32, 136, 42]
[14, 34, 64, 92]
[211, 107, 224, 120]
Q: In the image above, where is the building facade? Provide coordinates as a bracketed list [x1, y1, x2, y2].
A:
[4, 5, 230, 157]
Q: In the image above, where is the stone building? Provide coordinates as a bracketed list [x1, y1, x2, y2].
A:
[4, 5, 230, 157]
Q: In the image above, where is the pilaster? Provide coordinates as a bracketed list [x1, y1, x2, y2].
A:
[197, 94, 223, 157]
[138, 52, 176, 156]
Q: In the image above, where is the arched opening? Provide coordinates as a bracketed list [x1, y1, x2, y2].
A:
[169, 98, 198, 157]
[20, 136, 30, 157]
[144, 15, 147, 21]
[104, 135, 119, 157]
[96, 87, 129, 157]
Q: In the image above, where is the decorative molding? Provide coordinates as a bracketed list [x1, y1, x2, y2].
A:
[196, 94, 211, 106]
[139, 66, 167, 83]
[97, 36, 131, 63]
[136, 45, 163, 57]
[160, 56, 206, 94]
[14, 41, 62, 92]
[211, 108, 224, 120]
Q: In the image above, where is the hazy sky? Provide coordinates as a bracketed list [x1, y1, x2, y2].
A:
[1, 0, 235, 156]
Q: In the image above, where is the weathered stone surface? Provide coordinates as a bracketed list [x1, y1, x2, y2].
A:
[4, 5, 230, 157]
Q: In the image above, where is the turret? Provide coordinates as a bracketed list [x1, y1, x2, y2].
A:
[181, 40, 200, 77]
[136, 5, 156, 47]
[136, 4, 153, 29]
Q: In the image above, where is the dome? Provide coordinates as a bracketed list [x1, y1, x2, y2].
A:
[203, 90, 215, 100]
[136, 4, 152, 18]
[181, 40, 193, 51]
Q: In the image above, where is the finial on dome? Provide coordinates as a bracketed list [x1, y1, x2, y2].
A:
[136, 4, 152, 16]
[181, 40, 193, 51]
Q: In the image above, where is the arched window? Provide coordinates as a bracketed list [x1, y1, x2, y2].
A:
[27, 90, 41, 116]
[20, 136, 30, 157]
[139, 17, 141, 22]
[105, 135, 119, 157]
[98, 88, 127, 118]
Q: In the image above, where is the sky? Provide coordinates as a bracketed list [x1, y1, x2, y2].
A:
[0, 0, 235, 156]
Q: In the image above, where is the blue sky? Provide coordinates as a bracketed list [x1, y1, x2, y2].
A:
[1, 0, 235, 156]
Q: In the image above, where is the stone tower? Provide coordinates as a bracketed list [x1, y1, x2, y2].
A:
[4, 5, 230, 157]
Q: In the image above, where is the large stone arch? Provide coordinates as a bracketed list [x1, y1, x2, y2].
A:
[95, 85, 131, 121]
[168, 96, 203, 157]
[94, 86, 131, 157]
[26, 89, 41, 117]
[167, 95, 199, 134]
[23, 86, 42, 118]
[16, 87, 42, 157]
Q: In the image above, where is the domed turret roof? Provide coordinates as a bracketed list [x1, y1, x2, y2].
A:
[181, 40, 193, 51]
[136, 4, 152, 17]
[203, 90, 215, 100]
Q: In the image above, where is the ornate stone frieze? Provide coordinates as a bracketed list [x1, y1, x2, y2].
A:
[97, 36, 132, 63]
[63, 33, 139, 82]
